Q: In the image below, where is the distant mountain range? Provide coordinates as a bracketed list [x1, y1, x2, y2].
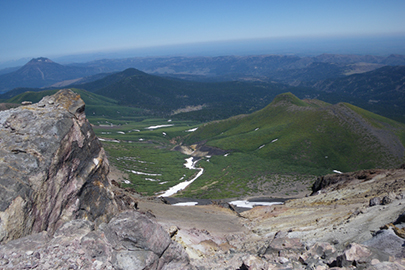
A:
[70, 53, 405, 84]
[1, 55, 404, 122]
[72, 68, 310, 121]
[184, 92, 405, 174]
[1, 54, 405, 93]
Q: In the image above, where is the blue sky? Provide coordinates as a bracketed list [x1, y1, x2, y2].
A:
[1, 0, 405, 64]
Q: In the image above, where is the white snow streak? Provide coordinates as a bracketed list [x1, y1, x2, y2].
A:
[129, 170, 162, 176]
[158, 157, 203, 197]
[145, 124, 174, 130]
[229, 200, 284, 209]
[173, 202, 198, 206]
[98, 138, 120, 143]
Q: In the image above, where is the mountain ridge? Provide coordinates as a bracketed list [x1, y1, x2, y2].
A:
[185, 92, 405, 175]
[2, 53, 405, 93]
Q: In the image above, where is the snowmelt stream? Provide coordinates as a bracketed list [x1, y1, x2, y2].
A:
[158, 157, 203, 197]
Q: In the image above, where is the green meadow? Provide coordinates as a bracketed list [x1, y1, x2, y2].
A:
[4, 89, 405, 199]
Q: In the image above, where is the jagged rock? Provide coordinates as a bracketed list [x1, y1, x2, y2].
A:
[382, 195, 393, 205]
[364, 227, 405, 258]
[0, 211, 193, 270]
[0, 89, 119, 243]
[0, 90, 193, 269]
[312, 170, 383, 195]
[299, 242, 337, 267]
[369, 197, 382, 207]
[263, 236, 306, 262]
[335, 243, 373, 268]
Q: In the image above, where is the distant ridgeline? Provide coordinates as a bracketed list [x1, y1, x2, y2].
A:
[1, 54, 405, 122]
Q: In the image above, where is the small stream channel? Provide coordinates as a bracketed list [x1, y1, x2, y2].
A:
[158, 157, 204, 197]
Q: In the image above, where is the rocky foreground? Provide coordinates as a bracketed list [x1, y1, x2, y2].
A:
[0, 89, 405, 269]
[135, 168, 405, 269]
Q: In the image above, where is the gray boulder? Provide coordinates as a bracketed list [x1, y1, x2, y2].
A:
[0, 211, 193, 270]
[369, 197, 381, 207]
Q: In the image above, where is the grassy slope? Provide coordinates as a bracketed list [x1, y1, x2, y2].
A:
[89, 92, 405, 199]
[185, 93, 405, 174]
[5, 89, 404, 199]
[3, 88, 147, 122]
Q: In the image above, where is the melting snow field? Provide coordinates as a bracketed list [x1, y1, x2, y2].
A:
[229, 200, 284, 208]
[128, 170, 161, 176]
[98, 138, 120, 143]
[333, 170, 343, 174]
[173, 202, 199, 206]
[145, 124, 174, 130]
[185, 127, 198, 132]
[159, 157, 204, 197]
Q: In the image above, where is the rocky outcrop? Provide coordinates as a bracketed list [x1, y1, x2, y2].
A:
[0, 211, 193, 269]
[0, 89, 193, 269]
[0, 89, 119, 243]
[311, 169, 384, 195]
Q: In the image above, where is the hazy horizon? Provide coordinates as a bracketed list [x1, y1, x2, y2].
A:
[1, 34, 405, 69]
[1, 0, 405, 68]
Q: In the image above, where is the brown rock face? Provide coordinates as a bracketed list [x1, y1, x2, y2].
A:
[0, 89, 118, 243]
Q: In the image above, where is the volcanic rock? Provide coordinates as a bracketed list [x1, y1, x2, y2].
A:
[0, 211, 193, 269]
[0, 89, 193, 269]
[0, 89, 119, 243]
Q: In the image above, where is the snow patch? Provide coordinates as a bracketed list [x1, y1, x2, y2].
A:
[145, 124, 174, 130]
[333, 170, 343, 174]
[117, 131, 125, 134]
[129, 170, 161, 176]
[159, 157, 203, 197]
[271, 139, 278, 143]
[98, 138, 120, 143]
[173, 202, 198, 206]
[229, 200, 284, 209]
[186, 127, 198, 132]
[258, 145, 265, 149]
